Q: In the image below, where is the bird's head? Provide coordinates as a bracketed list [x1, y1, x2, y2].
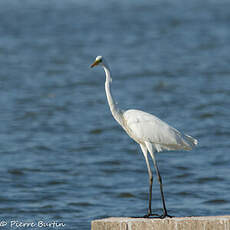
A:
[90, 56, 104, 68]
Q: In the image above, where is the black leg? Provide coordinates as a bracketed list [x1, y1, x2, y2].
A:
[140, 144, 160, 218]
[148, 175, 153, 215]
[153, 157, 172, 218]
[145, 142, 173, 218]
[143, 176, 160, 218]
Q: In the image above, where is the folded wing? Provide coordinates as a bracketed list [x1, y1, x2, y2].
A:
[123, 109, 198, 152]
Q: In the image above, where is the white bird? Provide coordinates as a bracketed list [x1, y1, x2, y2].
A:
[91, 56, 198, 218]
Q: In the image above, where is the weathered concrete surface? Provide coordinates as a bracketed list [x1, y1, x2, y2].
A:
[91, 216, 230, 230]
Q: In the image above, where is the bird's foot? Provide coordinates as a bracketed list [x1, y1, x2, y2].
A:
[143, 213, 161, 218]
[159, 212, 173, 219]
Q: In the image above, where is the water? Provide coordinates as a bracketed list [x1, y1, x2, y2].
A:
[0, 0, 230, 229]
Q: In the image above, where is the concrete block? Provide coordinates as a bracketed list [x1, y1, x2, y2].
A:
[91, 216, 230, 230]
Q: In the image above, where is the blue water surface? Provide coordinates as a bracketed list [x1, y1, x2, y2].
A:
[0, 0, 230, 229]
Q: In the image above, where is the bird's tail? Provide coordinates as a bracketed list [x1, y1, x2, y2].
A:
[183, 134, 198, 150]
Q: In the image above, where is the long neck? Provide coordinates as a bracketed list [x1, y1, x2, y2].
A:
[103, 65, 123, 126]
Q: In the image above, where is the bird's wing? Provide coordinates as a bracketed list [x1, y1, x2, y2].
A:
[123, 109, 197, 152]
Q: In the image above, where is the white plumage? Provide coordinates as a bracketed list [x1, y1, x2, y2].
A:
[123, 109, 197, 152]
[91, 56, 198, 218]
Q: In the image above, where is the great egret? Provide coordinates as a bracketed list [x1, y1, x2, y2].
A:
[90, 56, 198, 218]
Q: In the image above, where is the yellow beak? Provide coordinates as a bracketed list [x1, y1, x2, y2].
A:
[90, 60, 100, 68]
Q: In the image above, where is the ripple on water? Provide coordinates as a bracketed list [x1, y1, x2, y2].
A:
[68, 202, 94, 207]
[8, 169, 25, 176]
[117, 192, 135, 198]
[175, 173, 194, 179]
[198, 112, 215, 119]
[95, 160, 121, 166]
[89, 128, 103, 135]
[101, 168, 120, 174]
[177, 191, 201, 198]
[203, 199, 228, 205]
[197, 176, 224, 184]
[175, 166, 190, 171]
[46, 180, 67, 186]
